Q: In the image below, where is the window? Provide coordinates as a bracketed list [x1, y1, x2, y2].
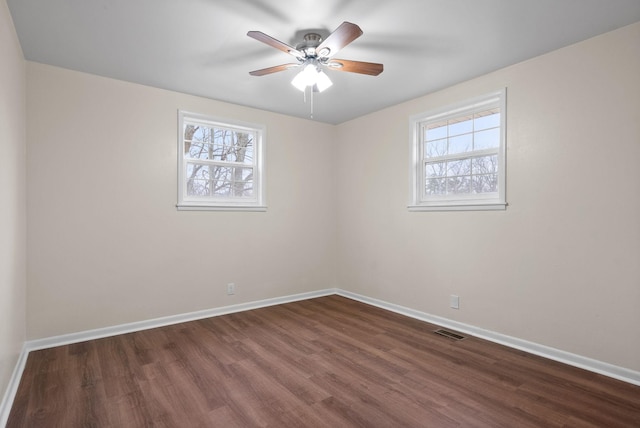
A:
[177, 111, 265, 211]
[409, 89, 506, 211]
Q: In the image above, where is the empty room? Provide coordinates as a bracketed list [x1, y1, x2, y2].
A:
[1, 0, 640, 426]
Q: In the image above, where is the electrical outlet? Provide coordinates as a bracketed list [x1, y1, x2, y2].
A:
[450, 294, 460, 309]
[227, 283, 235, 295]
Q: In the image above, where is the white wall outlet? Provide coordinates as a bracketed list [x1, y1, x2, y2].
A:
[450, 294, 460, 309]
[227, 283, 235, 295]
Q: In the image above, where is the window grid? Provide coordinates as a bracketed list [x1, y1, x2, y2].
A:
[183, 123, 256, 200]
[410, 89, 506, 211]
[178, 111, 265, 211]
[423, 107, 500, 198]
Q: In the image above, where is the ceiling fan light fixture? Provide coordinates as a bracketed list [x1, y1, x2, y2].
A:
[315, 70, 333, 92]
[291, 63, 316, 91]
[291, 63, 332, 92]
[291, 71, 308, 91]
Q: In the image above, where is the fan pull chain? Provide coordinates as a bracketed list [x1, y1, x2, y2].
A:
[301, 86, 314, 119]
[302, 87, 311, 118]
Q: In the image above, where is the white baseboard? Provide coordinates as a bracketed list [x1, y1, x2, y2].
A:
[336, 289, 640, 387]
[27, 288, 337, 351]
[0, 343, 29, 428]
[2, 287, 639, 426]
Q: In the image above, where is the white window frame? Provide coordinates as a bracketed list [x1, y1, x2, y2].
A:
[177, 110, 266, 211]
[409, 89, 507, 211]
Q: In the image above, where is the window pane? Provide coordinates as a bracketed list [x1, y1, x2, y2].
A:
[195, 126, 211, 143]
[474, 111, 500, 131]
[212, 182, 231, 196]
[214, 129, 254, 164]
[472, 155, 498, 174]
[426, 161, 446, 177]
[238, 140, 254, 164]
[184, 125, 255, 164]
[426, 121, 447, 141]
[212, 166, 233, 182]
[210, 166, 254, 197]
[187, 179, 210, 196]
[426, 139, 447, 158]
[185, 163, 254, 198]
[448, 116, 473, 137]
[472, 174, 498, 193]
[426, 177, 446, 195]
[239, 185, 254, 197]
[186, 162, 210, 180]
[448, 133, 472, 154]
[186, 142, 220, 160]
[446, 176, 471, 194]
[185, 125, 211, 143]
[446, 158, 471, 176]
[233, 167, 254, 197]
[474, 128, 500, 150]
[185, 125, 212, 158]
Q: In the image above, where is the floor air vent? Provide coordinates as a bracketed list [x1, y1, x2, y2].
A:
[434, 329, 465, 341]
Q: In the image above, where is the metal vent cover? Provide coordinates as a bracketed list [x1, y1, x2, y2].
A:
[434, 329, 466, 341]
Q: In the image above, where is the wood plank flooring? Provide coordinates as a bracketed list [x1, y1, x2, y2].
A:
[7, 295, 640, 427]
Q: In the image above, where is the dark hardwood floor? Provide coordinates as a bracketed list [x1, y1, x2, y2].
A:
[7, 295, 640, 427]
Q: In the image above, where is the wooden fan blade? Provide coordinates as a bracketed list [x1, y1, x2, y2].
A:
[249, 63, 300, 76]
[247, 31, 304, 58]
[316, 22, 363, 58]
[326, 59, 384, 76]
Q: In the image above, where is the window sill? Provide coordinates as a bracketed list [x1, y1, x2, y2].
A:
[176, 204, 267, 212]
[408, 202, 507, 212]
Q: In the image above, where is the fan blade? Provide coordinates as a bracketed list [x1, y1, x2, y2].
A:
[247, 31, 304, 58]
[326, 59, 383, 76]
[316, 22, 363, 58]
[249, 63, 300, 76]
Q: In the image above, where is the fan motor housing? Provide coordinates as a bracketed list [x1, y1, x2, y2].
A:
[298, 33, 323, 56]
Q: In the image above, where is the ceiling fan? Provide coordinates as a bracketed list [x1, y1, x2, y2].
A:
[247, 21, 383, 93]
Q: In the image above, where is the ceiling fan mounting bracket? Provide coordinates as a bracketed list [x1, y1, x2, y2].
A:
[302, 33, 322, 46]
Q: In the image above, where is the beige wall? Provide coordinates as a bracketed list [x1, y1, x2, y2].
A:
[336, 22, 640, 371]
[23, 22, 640, 374]
[26, 63, 338, 338]
[0, 0, 27, 400]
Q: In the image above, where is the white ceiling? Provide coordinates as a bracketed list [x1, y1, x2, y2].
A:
[8, 0, 640, 124]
